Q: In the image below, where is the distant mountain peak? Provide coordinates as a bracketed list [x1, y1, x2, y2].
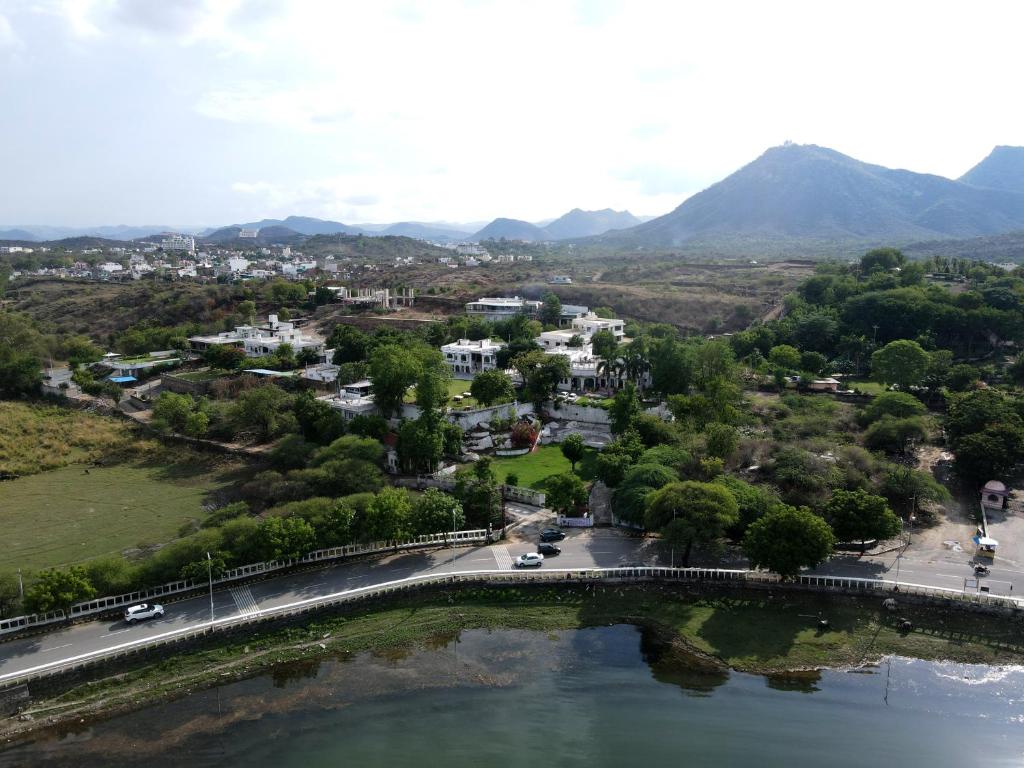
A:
[604, 143, 1024, 246]
[542, 208, 641, 239]
[960, 146, 1024, 194]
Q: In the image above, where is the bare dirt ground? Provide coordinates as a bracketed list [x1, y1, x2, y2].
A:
[907, 445, 978, 557]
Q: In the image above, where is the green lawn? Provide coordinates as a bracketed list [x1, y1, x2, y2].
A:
[845, 379, 888, 395]
[488, 444, 598, 489]
[0, 462, 239, 572]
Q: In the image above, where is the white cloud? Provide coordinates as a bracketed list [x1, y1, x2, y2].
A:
[4, 0, 1024, 224]
[0, 13, 22, 48]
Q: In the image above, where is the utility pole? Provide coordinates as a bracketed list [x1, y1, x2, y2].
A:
[451, 509, 457, 577]
[207, 552, 215, 624]
[16, 569, 23, 601]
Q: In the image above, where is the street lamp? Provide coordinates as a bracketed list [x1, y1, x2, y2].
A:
[206, 552, 215, 624]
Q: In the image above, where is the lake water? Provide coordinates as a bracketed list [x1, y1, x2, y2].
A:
[3, 625, 1024, 767]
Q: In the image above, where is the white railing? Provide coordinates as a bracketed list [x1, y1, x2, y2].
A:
[1, 566, 1020, 689]
[0, 530, 488, 637]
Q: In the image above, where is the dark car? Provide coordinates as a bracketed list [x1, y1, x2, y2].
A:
[538, 543, 562, 556]
[540, 528, 566, 542]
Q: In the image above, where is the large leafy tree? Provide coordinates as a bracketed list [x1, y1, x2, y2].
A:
[608, 381, 642, 434]
[412, 488, 465, 537]
[871, 339, 930, 390]
[368, 344, 423, 417]
[361, 487, 414, 542]
[24, 567, 97, 613]
[546, 473, 588, 516]
[539, 292, 562, 326]
[512, 349, 570, 408]
[743, 504, 835, 578]
[644, 481, 739, 565]
[470, 369, 516, 406]
[823, 489, 900, 551]
[590, 329, 619, 362]
[0, 311, 45, 397]
[256, 516, 317, 561]
[560, 433, 586, 471]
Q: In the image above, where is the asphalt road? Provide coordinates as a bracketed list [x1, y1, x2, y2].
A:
[0, 527, 1017, 682]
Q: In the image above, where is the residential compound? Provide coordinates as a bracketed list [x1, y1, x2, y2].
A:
[188, 314, 324, 358]
[441, 338, 505, 378]
[464, 296, 592, 327]
[465, 296, 542, 322]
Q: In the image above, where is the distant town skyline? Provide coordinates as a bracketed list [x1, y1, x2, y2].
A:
[1, 0, 1023, 226]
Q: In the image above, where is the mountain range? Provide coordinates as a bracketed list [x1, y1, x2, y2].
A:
[7, 144, 1024, 254]
[607, 143, 1024, 247]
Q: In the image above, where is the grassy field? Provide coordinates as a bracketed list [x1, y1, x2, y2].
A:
[845, 379, 888, 395]
[488, 444, 598, 489]
[10, 584, 1023, 740]
[0, 401, 135, 478]
[0, 460, 241, 572]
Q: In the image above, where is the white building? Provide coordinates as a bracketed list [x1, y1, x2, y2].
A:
[188, 314, 324, 358]
[571, 312, 625, 341]
[441, 338, 506, 378]
[465, 296, 542, 322]
[161, 234, 195, 253]
[227, 257, 250, 273]
[550, 275, 572, 284]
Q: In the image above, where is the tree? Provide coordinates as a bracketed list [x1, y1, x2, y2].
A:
[470, 369, 515, 406]
[368, 344, 422, 416]
[863, 416, 927, 453]
[704, 423, 739, 461]
[203, 344, 246, 371]
[871, 339, 930, 390]
[643, 481, 739, 565]
[256, 516, 317, 561]
[539, 291, 562, 326]
[0, 311, 45, 398]
[879, 465, 950, 516]
[620, 338, 651, 387]
[413, 488, 465, 536]
[560, 433, 586, 471]
[546, 473, 588, 515]
[609, 381, 642, 434]
[24, 567, 96, 613]
[294, 389, 347, 445]
[329, 324, 371, 365]
[151, 391, 196, 434]
[823, 489, 901, 550]
[362, 487, 413, 542]
[649, 338, 693, 396]
[769, 345, 802, 370]
[743, 505, 835, 578]
[861, 391, 926, 424]
[231, 384, 295, 441]
[799, 351, 828, 375]
[591, 329, 619, 362]
[512, 349, 570, 408]
[860, 247, 905, 274]
[0, 572, 21, 619]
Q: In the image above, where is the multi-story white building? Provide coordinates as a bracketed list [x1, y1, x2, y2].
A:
[188, 314, 324, 358]
[161, 234, 195, 253]
[571, 312, 625, 341]
[465, 296, 542, 322]
[441, 338, 506, 378]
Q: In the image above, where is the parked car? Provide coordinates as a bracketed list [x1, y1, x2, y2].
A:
[538, 543, 561, 556]
[124, 603, 164, 624]
[540, 528, 566, 542]
[514, 552, 545, 568]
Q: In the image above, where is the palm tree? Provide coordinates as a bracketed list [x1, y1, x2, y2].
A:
[620, 339, 650, 390]
[597, 356, 624, 392]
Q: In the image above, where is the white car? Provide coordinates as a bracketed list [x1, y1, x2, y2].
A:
[514, 552, 544, 568]
[124, 603, 165, 624]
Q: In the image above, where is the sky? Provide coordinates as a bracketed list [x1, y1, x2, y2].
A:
[1, 0, 1024, 228]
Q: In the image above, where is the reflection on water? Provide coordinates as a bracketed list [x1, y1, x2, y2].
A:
[3, 625, 1024, 768]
